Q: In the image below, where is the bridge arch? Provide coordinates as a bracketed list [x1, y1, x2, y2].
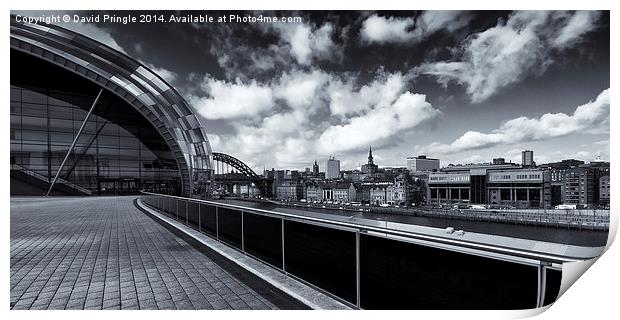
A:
[212, 152, 272, 197]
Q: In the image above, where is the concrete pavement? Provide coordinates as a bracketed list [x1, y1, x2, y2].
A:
[10, 196, 302, 310]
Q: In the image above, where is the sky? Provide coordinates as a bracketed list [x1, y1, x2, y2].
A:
[12, 10, 610, 172]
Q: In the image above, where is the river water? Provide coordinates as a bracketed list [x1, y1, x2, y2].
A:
[215, 199, 609, 247]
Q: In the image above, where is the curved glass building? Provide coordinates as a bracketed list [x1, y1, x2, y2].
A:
[10, 18, 213, 196]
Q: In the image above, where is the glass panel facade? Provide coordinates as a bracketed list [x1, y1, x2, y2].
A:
[11, 50, 181, 195]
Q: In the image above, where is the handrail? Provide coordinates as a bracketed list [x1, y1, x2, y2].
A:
[140, 191, 600, 264]
[11, 163, 50, 181]
[11, 164, 92, 195]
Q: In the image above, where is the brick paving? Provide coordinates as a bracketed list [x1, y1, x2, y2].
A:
[10, 196, 280, 310]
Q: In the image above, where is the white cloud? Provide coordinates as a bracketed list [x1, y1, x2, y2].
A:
[327, 71, 408, 116]
[553, 11, 601, 48]
[208, 112, 315, 169]
[190, 77, 274, 120]
[197, 69, 440, 170]
[523, 149, 608, 165]
[419, 88, 609, 155]
[594, 139, 610, 146]
[267, 21, 341, 65]
[209, 21, 340, 81]
[318, 91, 440, 155]
[360, 12, 471, 44]
[211, 40, 290, 81]
[419, 11, 601, 102]
[274, 69, 329, 111]
[418, 11, 471, 34]
[360, 15, 416, 44]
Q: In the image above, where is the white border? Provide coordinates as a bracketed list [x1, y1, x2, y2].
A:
[3, 1, 616, 320]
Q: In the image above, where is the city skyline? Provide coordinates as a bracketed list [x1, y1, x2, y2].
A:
[260, 147, 607, 173]
[12, 10, 610, 173]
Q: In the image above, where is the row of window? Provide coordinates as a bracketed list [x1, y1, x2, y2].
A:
[429, 175, 470, 182]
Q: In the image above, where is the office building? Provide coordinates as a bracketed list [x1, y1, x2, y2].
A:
[486, 170, 551, 208]
[276, 180, 305, 201]
[406, 155, 439, 172]
[326, 156, 340, 179]
[562, 167, 596, 207]
[599, 175, 610, 206]
[305, 184, 323, 202]
[386, 175, 409, 206]
[427, 172, 471, 205]
[522, 150, 535, 167]
[332, 182, 357, 203]
[427, 166, 552, 208]
[539, 159, 585, 183]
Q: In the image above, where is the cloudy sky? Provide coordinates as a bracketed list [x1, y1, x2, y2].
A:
[14, 10, 610, 171]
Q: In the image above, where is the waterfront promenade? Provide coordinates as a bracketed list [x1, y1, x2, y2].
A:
[217, 199, 609, 247]
[10, 196, 304, 310]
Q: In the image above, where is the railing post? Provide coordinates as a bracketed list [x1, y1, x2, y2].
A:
[356, 231, 361, 308]
[536, 264, 547, 308]
[216, 206, 219, 239]
[281, 218, 286, 272]
[241, 211, 245, 252]
[198, 201, 201, 232]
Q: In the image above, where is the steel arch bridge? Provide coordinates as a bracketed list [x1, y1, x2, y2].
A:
[212, 152, 272, 197]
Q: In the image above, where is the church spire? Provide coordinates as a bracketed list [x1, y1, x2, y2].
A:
[368, 146, 374, 164]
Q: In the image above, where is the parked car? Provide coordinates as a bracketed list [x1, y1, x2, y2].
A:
[555, 204, 577, 210]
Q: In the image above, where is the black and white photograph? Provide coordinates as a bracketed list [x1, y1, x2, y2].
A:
[5, 3, 615, 317]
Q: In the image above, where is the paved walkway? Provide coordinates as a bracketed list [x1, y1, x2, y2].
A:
[10, 196, 286, 310]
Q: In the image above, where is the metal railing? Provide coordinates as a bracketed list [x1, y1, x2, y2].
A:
[11, 164, 92, 195]
[138, 191, 588, 310]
